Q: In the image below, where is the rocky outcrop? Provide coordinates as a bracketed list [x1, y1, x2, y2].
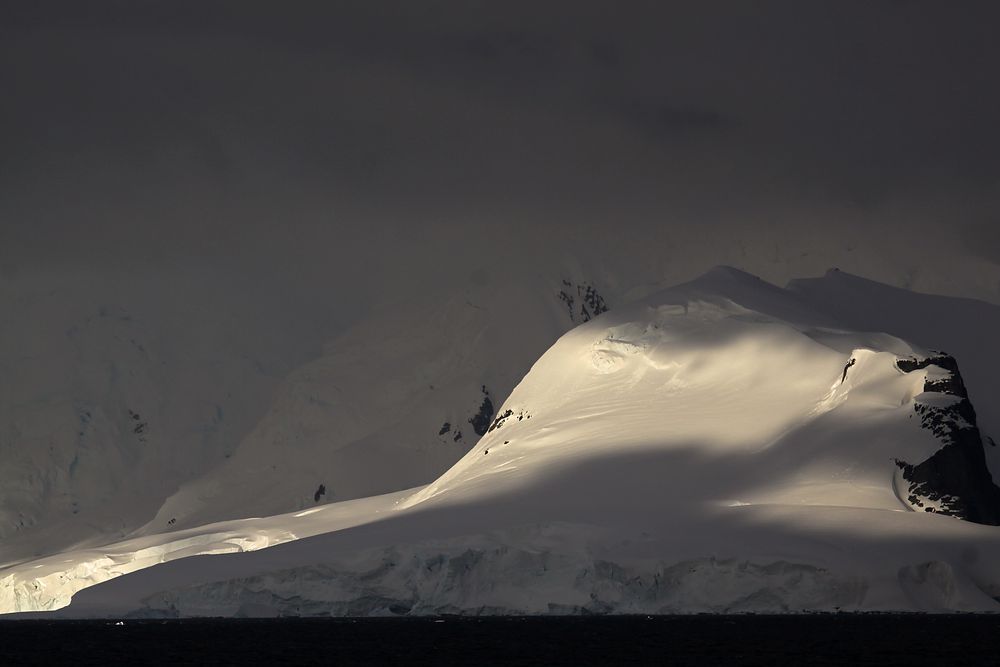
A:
[894, 354, 1000, 525]
[558, 281, 608, 325]
[467, 386, 495, 437]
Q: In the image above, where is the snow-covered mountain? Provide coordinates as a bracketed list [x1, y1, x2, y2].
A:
[7, 266, 1000, 615]
[140, 272, 611, 533]
[0, 263, 614, 562]
[7, 236, 1000, 567]
[0, 268, 329, 564]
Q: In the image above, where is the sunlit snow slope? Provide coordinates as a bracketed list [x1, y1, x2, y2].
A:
[142, 272, 610, 532]
[0, 266, 610, 564]
[406, 267, 1000, 520]
[7, 267, 1000, 615]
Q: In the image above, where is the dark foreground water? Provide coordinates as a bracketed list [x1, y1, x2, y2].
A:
[4, 615, 1000, 666]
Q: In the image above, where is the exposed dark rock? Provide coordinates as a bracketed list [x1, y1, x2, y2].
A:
[581, 284, 608, 319]
[468, 386, 495, 437]
[558, 289, 577, 321]
[894, 353, 1000, 525]
[558, 281, 609, 324]
[488, 409, 514, 433]
[841, 358, 856, 383]
[488, 408, 531, 433]
[314, 484, 326, 503]
[438, 422, 451, 435]
[897, 354, 968, 397]
[128, 409, 148, 442]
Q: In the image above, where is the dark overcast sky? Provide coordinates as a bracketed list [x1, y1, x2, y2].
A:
[2, 1, 1000, 297]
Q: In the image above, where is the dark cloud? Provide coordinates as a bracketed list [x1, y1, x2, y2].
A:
[621, 102, 731, 138]
[1, 1, 999, 299]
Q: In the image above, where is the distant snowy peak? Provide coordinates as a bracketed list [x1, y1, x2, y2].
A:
[0, 274, 309, 563]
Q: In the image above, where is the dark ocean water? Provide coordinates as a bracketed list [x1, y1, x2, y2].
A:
[4, 615, 1000, 666]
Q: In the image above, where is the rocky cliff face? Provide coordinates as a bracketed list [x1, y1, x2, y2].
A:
[894, 353, 1000, 524]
